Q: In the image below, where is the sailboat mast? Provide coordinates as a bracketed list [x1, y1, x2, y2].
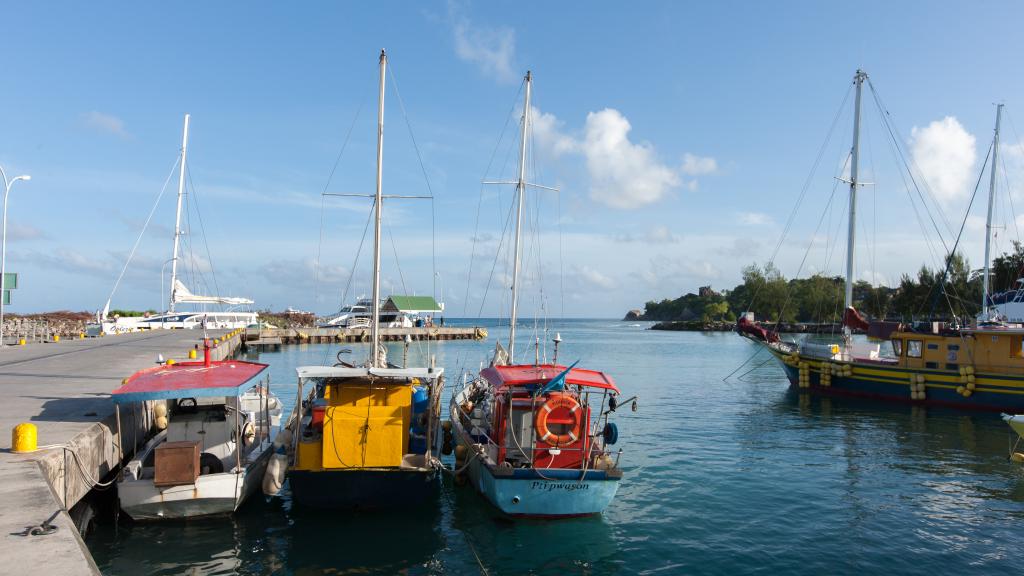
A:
[370, 50, 386, 367]
[844, 70, 866, 316]
[508, 71, 532, 363]
[983, 103, 1004, 318]
[169, 113, 190, 313]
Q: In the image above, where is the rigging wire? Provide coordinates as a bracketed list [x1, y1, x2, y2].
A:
[387, 62, 438, 302]
[185, 164, 223, 309]
[462, 83, 525, 319]
[927, 141, 993, 320]
[745, 82, 852, 314]
[103, 155, 181, 312]
[315, 96, 367, 306]
[866, 78, 955, 253]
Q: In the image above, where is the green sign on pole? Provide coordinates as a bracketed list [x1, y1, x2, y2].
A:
[2, 273, 16, 290]
[2, 290, 9, 306]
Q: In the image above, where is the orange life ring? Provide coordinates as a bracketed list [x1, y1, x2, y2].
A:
[534, 392, 583, 447]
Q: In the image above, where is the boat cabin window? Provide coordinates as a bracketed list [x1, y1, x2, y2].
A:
[891, 339, 902, 356]
[1012, 336, 1024, 359]
[926, 343, 939, 350]
[907, 340, 923, 358]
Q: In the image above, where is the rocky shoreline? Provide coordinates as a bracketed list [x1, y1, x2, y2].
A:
[649, 320, 849, 334]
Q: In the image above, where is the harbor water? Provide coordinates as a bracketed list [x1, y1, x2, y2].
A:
[85, 320, 1024, 574]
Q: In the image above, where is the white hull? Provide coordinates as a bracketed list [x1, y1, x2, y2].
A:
[119, 445, 272, 520]
[90, 311, 257, 335]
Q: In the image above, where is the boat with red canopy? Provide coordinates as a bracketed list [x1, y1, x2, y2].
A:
[447, 70, 633, 517]
[110, 341, 283, 520]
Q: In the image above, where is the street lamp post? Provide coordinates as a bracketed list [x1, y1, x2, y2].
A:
[0, 166, 31, 348]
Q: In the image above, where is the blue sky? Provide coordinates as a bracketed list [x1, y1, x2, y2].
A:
[3, 1, 1024, 317]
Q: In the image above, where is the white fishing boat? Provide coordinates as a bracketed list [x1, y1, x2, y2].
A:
[90, 114, 257, 336]
[111, 340, 282, 520]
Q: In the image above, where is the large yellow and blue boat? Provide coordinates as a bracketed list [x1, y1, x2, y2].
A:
[288, 364, 443, 509]
[738, 73, 1024, 412]
[742, 320, 1024, 412]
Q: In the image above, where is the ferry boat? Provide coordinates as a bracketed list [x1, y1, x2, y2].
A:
[285, 50, 444, 509]
[448, 70, 631, 517]
[89, 114, 257, 336]
[110, 341, 282, 520]
[738, 75, 1024, 412]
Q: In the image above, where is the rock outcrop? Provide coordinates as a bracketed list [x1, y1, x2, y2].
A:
[623, 309, 644, 321]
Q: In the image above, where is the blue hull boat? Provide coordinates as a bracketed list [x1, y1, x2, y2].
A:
[449, 362, 628, 518]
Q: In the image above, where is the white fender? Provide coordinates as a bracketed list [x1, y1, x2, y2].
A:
[263, 450, 288, 496]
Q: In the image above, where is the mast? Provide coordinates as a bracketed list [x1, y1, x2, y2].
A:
[370, 50, 386, 367]
[508, 70, 531, 363]
[982, 103, 1004, 318]
[169, 113, 190, 313]
[844, 70, 866, 320]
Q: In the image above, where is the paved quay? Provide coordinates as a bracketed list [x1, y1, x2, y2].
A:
[0, 329, 241, 575]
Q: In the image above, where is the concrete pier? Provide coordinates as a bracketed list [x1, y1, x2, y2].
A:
[0, 330, 241, 575]
[245, 325, 487, 345]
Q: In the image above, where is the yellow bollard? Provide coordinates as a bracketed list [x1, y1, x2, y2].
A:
[12, 423, 37, 453]
[53, 335, 60, 343]
[80, 333, 85, 339]
[188, 349, 197, 359]
[18, 338, 25, 346]
[166, 359, 176, 366]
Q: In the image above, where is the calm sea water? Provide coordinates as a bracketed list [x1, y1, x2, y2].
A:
[86, 319, 1024, 575]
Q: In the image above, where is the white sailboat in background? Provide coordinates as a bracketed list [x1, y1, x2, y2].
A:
[90, 114, 258, 335]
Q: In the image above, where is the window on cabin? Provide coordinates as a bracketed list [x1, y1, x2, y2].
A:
[947, 344, 960, 351]
[1013, 336, 1024, 359]
[927, 343, 939, 350]
[892, 339, 903, 356]
[908, 340, 923, 358]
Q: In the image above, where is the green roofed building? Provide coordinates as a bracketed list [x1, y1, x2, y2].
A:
[382, 295, 443, 315]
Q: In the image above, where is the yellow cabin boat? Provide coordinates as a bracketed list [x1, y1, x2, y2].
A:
[287, 365, 443, 509]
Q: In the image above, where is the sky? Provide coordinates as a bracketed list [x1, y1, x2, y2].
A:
[3, 1, 1024, 318]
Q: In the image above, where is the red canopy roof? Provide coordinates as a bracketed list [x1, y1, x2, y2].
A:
[110, 360, 269, 404]
[481, 364, 619, 393]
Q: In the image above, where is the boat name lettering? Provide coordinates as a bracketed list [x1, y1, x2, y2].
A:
[530, 481, 589, 492]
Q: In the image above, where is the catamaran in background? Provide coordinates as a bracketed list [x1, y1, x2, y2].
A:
[88, 114, 257, 336]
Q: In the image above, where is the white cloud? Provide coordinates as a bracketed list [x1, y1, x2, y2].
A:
[82, 111, 131, 139]
[614, 224, 680, 244]
[524, 106, 717, 210]
[531, 107, 577, 158]
[681, 153, 717, 176]
[574, 265, 615, 289]
[738, 212, 773, 226]
[640, 255, 721, 287]
[23, 249, 113, 276]
[450, 4, 517, 83]
[910, 116, 976, 207]
[581, 109, 681, 209]
[6, 223, 46, 242]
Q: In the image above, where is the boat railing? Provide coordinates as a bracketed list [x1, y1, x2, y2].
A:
[455, 400, 620, 471]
